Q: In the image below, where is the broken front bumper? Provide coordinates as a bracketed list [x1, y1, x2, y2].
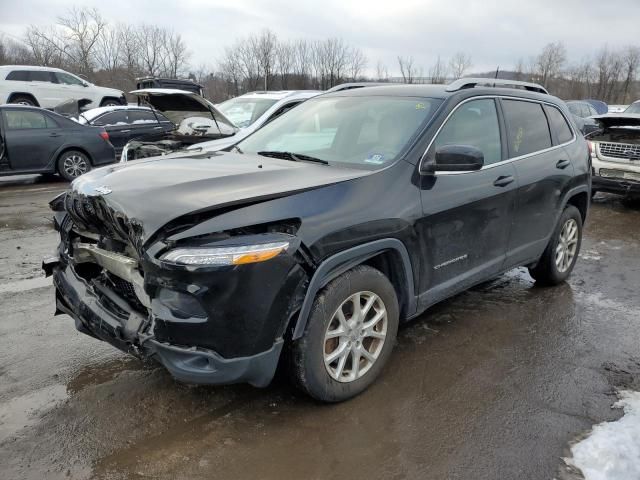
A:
[46, 256, 283, 387]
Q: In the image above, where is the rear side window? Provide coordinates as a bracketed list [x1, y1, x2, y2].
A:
[545, 106, 574, 144]
[432, 98, 502, 165]
[502, 100, 551, 157]
[6, 70, 29, 81]
[129, 110, 159, 124]
[94, 111, 128, 126]
[3, 110, 54, 129]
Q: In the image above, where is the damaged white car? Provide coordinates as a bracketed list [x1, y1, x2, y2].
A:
[120, 89, 237, 161]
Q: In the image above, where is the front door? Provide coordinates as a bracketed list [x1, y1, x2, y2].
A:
[2, 109, 65, 171]
[417, 98, 517, 308]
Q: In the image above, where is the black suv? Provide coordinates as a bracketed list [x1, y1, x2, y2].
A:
[44, 79, 590, 402]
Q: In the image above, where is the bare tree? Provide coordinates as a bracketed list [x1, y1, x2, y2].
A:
[24, 26, 64, 67]
[375, 60, 389, 81]
[250, 29, 278, 90]
[347, 47, 367, 81]
[535, 41, 567, 88]
[292, 39, 312, 88]
[449, 52, 472, 79]
[276, 41, 295, 89]
[621, 46, 640, 103]
[164, 31, 190, 77]
[57, 6, 107, 74]
[429, 55, 448, 84]
[397, 55, 416, 84]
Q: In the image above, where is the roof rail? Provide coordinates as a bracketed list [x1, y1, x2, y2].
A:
[445, 78, 549, 95]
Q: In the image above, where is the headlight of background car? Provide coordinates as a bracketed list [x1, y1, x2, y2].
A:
[161, 241, 290, 266]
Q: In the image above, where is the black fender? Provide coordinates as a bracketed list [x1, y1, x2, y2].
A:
[7, 92, 40, 106]
[291, 238, 417, 340]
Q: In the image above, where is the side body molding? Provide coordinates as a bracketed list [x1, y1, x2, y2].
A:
[292, 238, 417, 340]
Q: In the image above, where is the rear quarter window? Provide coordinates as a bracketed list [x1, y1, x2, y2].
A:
[6, 71, 30, 81]
[502, 100, 552, 157]
[545, 106, 574, 144]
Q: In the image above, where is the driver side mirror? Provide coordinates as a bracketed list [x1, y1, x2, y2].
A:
[420, 144, 484, 174]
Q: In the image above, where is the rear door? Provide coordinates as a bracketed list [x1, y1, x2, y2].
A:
[27, 70, 60, 108]
[2, 109, 65, 171]
[502, 99, 575, 266]
[418, 97, 517, 305]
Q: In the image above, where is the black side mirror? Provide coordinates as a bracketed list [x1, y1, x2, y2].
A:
[421, 144, 484, 174]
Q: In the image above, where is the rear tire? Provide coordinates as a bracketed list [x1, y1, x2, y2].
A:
[528, 205, 582, 286]
[9, 95, 36, 106]
[290, 265, 399, 402]
[57, 150, 92, 181]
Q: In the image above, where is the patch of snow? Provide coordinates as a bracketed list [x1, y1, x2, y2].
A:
[565, 390, 640, 480]
[580, 249, 602, 261]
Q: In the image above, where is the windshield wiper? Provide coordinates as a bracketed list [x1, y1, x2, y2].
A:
[232, 145, 243, 154]
[257, 151, 328, 165]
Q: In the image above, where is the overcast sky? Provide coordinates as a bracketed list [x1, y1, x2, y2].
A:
[1, 0, 638, 76]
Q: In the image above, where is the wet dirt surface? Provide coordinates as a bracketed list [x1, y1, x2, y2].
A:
[1, 176, 639, 480]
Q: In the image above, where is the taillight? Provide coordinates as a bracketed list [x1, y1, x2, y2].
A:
[99, 130, 109, 142]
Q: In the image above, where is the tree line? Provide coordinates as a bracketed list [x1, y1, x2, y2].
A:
[0, 6, 638, 104]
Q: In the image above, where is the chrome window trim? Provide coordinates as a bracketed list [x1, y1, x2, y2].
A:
[419, 95, 578, 176]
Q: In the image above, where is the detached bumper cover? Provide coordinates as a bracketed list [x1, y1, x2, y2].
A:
[50, 258, 283, 387]
[592, 175, 640, 196]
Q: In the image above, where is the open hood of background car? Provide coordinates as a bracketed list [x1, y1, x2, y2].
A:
[53, 98, 94, 119]
[130, 88, 238, 133]
[592, 114, 640, 128]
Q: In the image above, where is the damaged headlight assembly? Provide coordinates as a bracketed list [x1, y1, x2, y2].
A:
[160, 241, 290, 266]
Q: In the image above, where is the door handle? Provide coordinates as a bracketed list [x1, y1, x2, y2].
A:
[493, 175, 515, 187]
[49, 132, 61, 137]
[120, 130, 131, 133]
[556, 159, 571, 169]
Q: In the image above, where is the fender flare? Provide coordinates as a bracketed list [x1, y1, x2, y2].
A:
[292, 238, 417, 340]
[7, 92, 40, 106]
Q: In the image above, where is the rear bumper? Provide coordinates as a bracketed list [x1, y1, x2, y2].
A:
[48, 257, 283, 387]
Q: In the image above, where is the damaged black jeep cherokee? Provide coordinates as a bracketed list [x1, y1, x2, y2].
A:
[44, 79, 591, 402]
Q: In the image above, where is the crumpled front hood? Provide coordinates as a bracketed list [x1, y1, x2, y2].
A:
[71, 152, 370, 244]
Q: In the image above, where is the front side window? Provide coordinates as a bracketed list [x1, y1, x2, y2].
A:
[545, 106, 574, 144]
[129, 110, 160, 124]
[4, 110, 52, 129]
[502, 100, 552, 157]
[432, 98, 502, 165]
[218, 98, 279, 128]
[94, 111, 128, 126]
[238, 96, 441, 168]
[55, 72, 85, 86]
[29, 71, 54, 83]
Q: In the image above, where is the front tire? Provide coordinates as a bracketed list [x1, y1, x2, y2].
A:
[290, 265, 399, 402]
[9, 95, 36, 106]
[100, 98, 122, 107]
[529, 205, 582, 286]
[57, 150, 92, 181]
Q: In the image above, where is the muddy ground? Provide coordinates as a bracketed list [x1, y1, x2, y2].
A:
[1, 174, 639, 480]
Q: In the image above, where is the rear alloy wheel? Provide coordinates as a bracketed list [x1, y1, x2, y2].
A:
[529, 205, 582, 285]
[9, 95, 36, 106]
[58, 150, 91, 181]
[291, 265, 399, 402]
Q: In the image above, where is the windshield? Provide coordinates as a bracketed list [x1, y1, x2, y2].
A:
[218, 98, 278, 128]
[237, 95, 441, 168]
[625, 103, 640, 114]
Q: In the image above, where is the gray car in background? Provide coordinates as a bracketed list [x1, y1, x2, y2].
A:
[0, 105, 116, 180]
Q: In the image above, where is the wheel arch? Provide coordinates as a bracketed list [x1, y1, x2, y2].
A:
[565, 190, 589, 223]
[100, 96, 123, 106]
[290, 238, 417, 340]
[7, 92, 40, 106]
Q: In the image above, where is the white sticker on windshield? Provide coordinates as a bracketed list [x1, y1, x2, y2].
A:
[364, 153, 385, 164]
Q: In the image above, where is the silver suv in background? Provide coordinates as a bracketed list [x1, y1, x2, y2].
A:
[0, 65, 125, 109]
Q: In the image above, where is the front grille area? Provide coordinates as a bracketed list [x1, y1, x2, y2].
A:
[599, 168, 640, 182]
[598, 142, 640, 161]
[107, 273, 147, 313]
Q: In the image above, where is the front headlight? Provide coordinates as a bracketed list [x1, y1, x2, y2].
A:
[160, 241, 290, 266]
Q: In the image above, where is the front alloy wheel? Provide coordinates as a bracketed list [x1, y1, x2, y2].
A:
[324, 292, 388, 382]
[291, 265, 399, 402]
